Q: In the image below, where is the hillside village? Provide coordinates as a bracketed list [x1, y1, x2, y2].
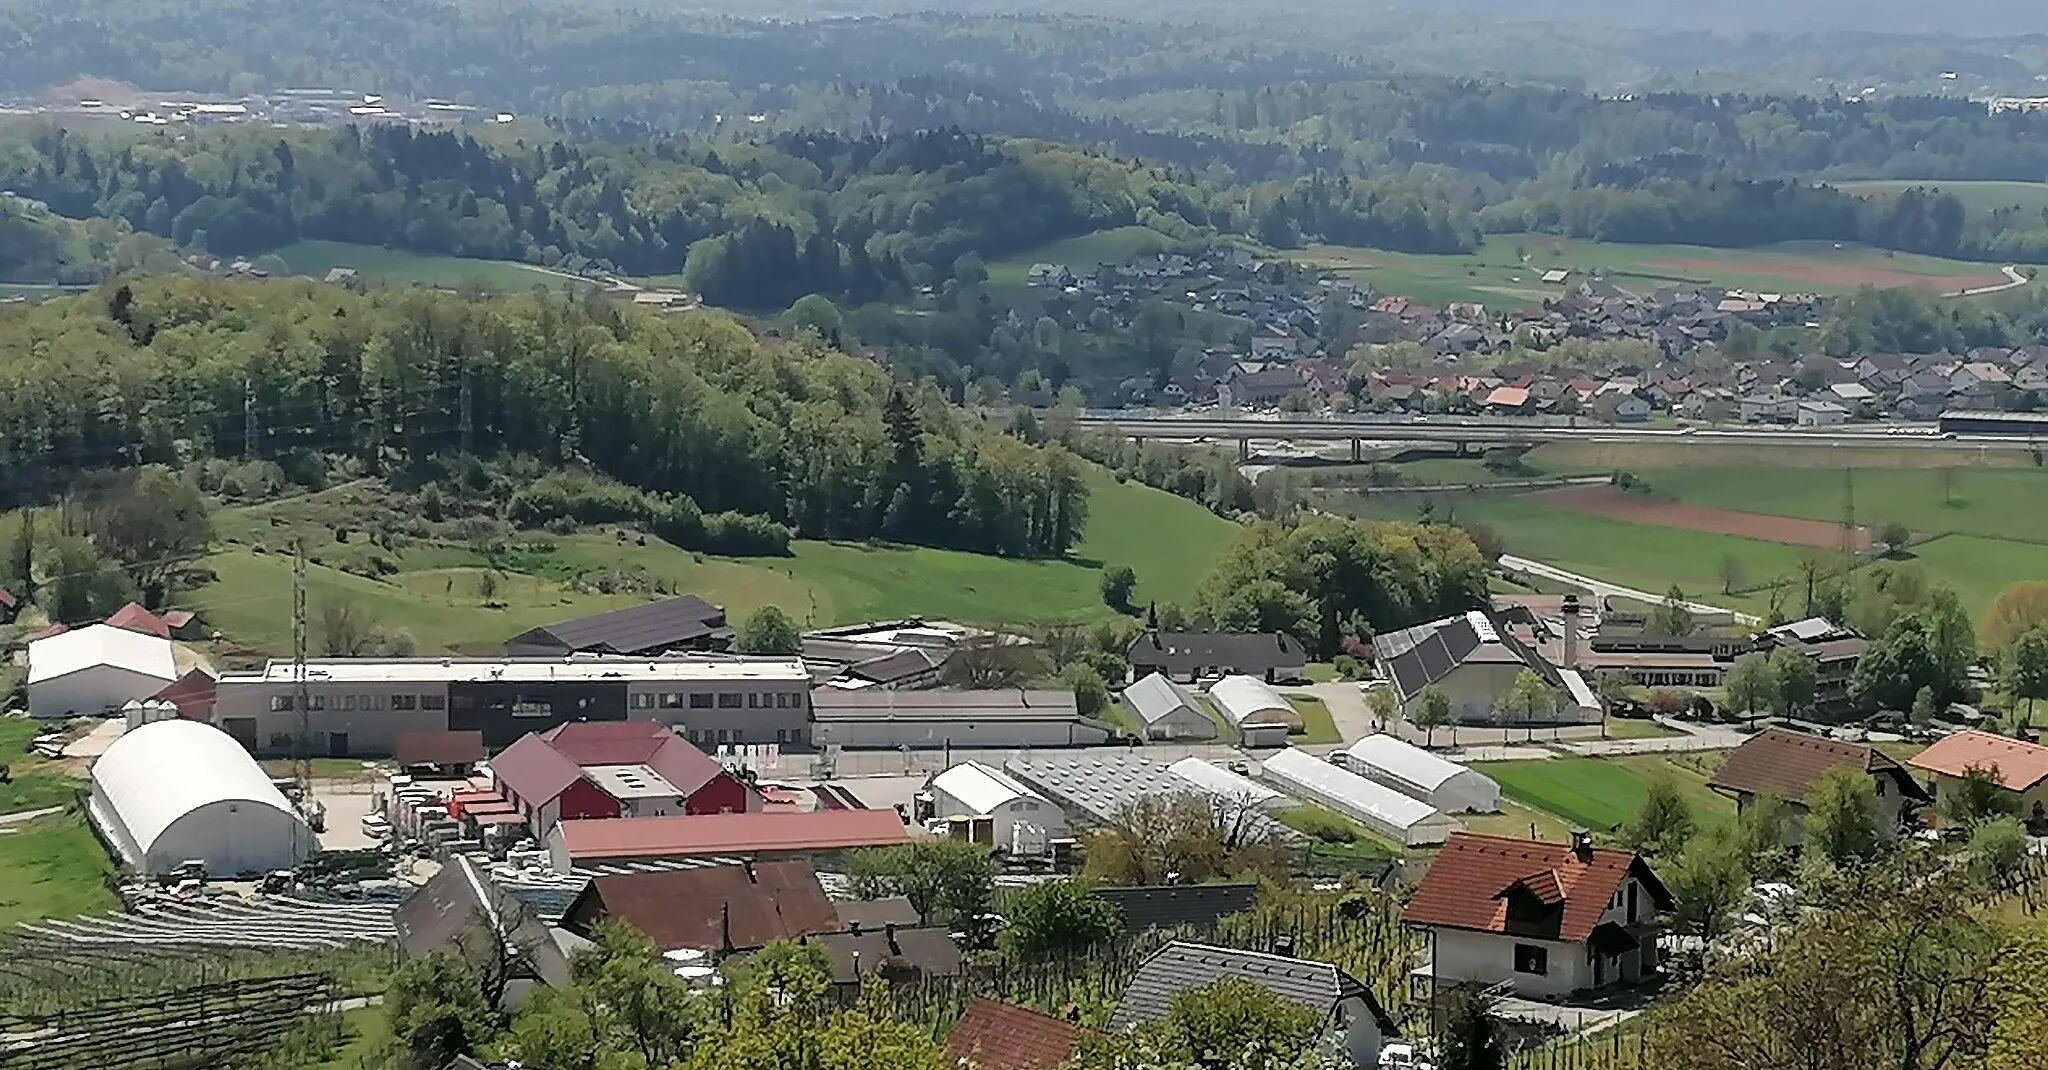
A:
[1019, 246, 2048, 426]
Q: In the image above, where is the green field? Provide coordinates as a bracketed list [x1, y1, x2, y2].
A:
[985, 225, 1174, 297]
[188, 463, 1235, 653]
[260, 240, 597, 293]
[1295, 233, 2026, 308]
[1472, 755, 1734, 833]
[1286, 696, 1342, 745]
[1627, 466, 2048, 544]
[1836, 179, 2048, 215]
[0, 719, 113, 930]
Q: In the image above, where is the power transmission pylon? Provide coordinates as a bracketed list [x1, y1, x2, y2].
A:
[292, 539, 312, 793]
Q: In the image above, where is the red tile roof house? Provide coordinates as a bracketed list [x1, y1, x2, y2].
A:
[492, 721, 760, 839]
[1403, 833, 1673, 1000]
[942, 1000, 1081, 1070]
[1908, 730, 2048, 829]
[546, 808, 909, 873]
[105, 602, 173, 639]
[559, 860, 843, 954]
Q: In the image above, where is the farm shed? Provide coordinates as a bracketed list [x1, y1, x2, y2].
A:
[1259, 748, 1462, 847]
[1004, 754, 1296, 845]
[1207, 675, 1303, 731]
[928, 760, 1066, 854]
[1332, 734, 1501, 813]
[810, 689, 1111, 748]
[26, 623, 180, 719]
[88, 719, 317, 876]
[1121, 673, 1216, 740]
[1168, 757, 1290, 812]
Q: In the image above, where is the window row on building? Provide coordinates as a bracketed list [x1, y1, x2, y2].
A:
[629, 691, 807, 711]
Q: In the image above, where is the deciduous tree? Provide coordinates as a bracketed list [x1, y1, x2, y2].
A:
[1650, 585, 1695, 636]
[1413, 686, 1452, 747]
[1942, 765, 2021, 829]
[1767, 647, 1817, 718]
[999, 879, 1122, 959]
[735, 604, 801, 654]
[1983, 581, 2048, 657]
[1805, 766, 1886, 867]
[1723, 652, 1775, 723]
[1617, 774, 1696, 860]
[1100, 563, 1138, 612]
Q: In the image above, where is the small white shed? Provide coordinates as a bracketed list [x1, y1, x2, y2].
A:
[27, 623, 179, 719]
[1260, 747, 1462, 847]
[1122, 673, 1216, 740]
[1334, 734, 1501, 813]
[1208, 675, 1303, 732]
[928, 760, 1066, 854]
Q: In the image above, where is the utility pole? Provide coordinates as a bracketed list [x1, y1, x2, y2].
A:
[1840, 466, 1858, 572]
[292, 539, 312, 793]
[458, 359, 475, 455]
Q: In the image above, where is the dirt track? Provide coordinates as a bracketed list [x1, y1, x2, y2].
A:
[1533, 485, 1872, 550]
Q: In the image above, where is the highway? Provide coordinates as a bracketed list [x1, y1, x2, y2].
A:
[1065, 413, 2035, 450]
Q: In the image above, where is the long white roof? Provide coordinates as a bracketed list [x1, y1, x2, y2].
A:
[1336, 734, 1485, 794]
[27, 623, 178, 685]
[218, 655, 808, 685]
[930, 760, 1045, 815]
[90, 720, 305, 856]
[1208, 674, 1292, 726]
[1260, 747, 1440, 831]
[1169, 757, 1287, 808]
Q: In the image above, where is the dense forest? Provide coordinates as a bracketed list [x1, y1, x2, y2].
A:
[0, 277, 1092, 558]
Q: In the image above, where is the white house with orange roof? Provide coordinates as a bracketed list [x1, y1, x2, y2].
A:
[1907, 730, 2048, 827]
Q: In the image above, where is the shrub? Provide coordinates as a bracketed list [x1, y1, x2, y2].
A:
[700, 511, 793, 556]
[507, 471, 660, 527]
[1333, 654, 1361, 679]
[1284, 805, 1358, 844]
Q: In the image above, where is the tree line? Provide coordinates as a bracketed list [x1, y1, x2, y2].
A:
[0, 277, 1089, 559]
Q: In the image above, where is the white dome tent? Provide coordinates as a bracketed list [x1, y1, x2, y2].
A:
[89, 720, 317, 876]
[1207, 675, 1303, 732]
[1332, 734, 1501, 813]
[1259, 747, 1462, 847]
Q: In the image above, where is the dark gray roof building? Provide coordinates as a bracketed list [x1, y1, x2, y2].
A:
[1108, 941, 1396, 1035]
[393, 856, 571, 1006]
[504, 595, 730, 656]
[1094, 884, 1258, 933]
[1126, 630, 1308, 684]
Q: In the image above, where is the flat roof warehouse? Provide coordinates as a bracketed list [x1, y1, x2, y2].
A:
[217, 656, 809, 685]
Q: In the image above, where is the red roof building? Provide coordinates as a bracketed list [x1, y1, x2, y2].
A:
[1404, 833, 1671, 999]
[492, 721, 759, 838]
[942, 1001, 1081, 1070]
[0, 586, 17, 623]
[1908, 730, 2048, 825]
[560, 861, 842, 953]
[547, 808, 908, 869]
[105, 602, 172, 639]
[150, 668, 219, 721]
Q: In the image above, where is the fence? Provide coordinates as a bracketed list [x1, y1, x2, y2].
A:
[0, 972, 339, 1070]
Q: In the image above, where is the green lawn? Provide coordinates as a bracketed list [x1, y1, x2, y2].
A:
[0, 812, 118, 929]
[1891, 534, 2048, 620]
[1836, 179, 2048, 215]
[1294, 233, 2028, 308]
[306, 1006, 390, 1070]
[1601, 717, 1684, 741]
[1471, 755, 1734, 833]
[1633, 467, 2048, 544]
[1286, 696, 1342, 745]
[192, 462, 1236, 653]
[985, 225, 1174, 297]
[259, 240, 596, 294]
[1275, 804, 1404, 864]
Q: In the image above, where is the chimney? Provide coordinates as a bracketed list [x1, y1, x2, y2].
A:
[848, 920, 862, 936]
[1570, 829, 1594, 862]
[1270, 934, 1295, 958]
[1561, 594, 1581, 669]
[719, 902, 732, 952]
[742, 859, 755, 882]
[885, 922, 901, 956]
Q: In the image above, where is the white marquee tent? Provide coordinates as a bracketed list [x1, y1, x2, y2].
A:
[928, 760, 1065, 854]
[1259, 747, 1462, 847]
[89, 719, 316, 876]
[26, 623, 178, 719]
[1333, 734, 1501, 813]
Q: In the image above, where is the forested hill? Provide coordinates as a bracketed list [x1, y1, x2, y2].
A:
[0, 277, 1089, 559]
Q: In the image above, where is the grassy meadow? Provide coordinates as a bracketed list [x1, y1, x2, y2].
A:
[985, 225, 1174, 297]
[259, 240, 596, 293]
[0, 718, 115, 930]
[1472, 754, 1734, 834]
[184, 462, 1238, 654]
[1293, 233, 2024, 308]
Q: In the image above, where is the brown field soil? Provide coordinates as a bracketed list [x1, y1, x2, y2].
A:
[1650, 257, 2005, 293]
[1527, 441, 2041, 471]
[1532, 485, 1872, 550]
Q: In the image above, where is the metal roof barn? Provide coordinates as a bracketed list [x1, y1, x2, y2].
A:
[1331, 734, 1501, 813]
[1259, 748, 1463, 847]
[1004, 754, 1297, 845]
[1121, 673, 1216, 740]
[88, 719, 317, 875]
[1207, 675, 1302, 731]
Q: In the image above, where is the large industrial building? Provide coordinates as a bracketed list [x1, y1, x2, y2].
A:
[208, 655, 811, 757]
[809, 689, 1111, 748]
[88, 720, 317, 876]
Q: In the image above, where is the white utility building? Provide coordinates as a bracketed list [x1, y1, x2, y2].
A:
[27, 623, 179, 719]
[1208, 675, 1303, 732]
[1169, 757, 1290, 812]
[1122, 673, 1216, 740]
[88, 719, 317, 876]
[1260, 747, 1463, 847]
[928, 760, 1066, 854]
[1333, 734, 1501, 813]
